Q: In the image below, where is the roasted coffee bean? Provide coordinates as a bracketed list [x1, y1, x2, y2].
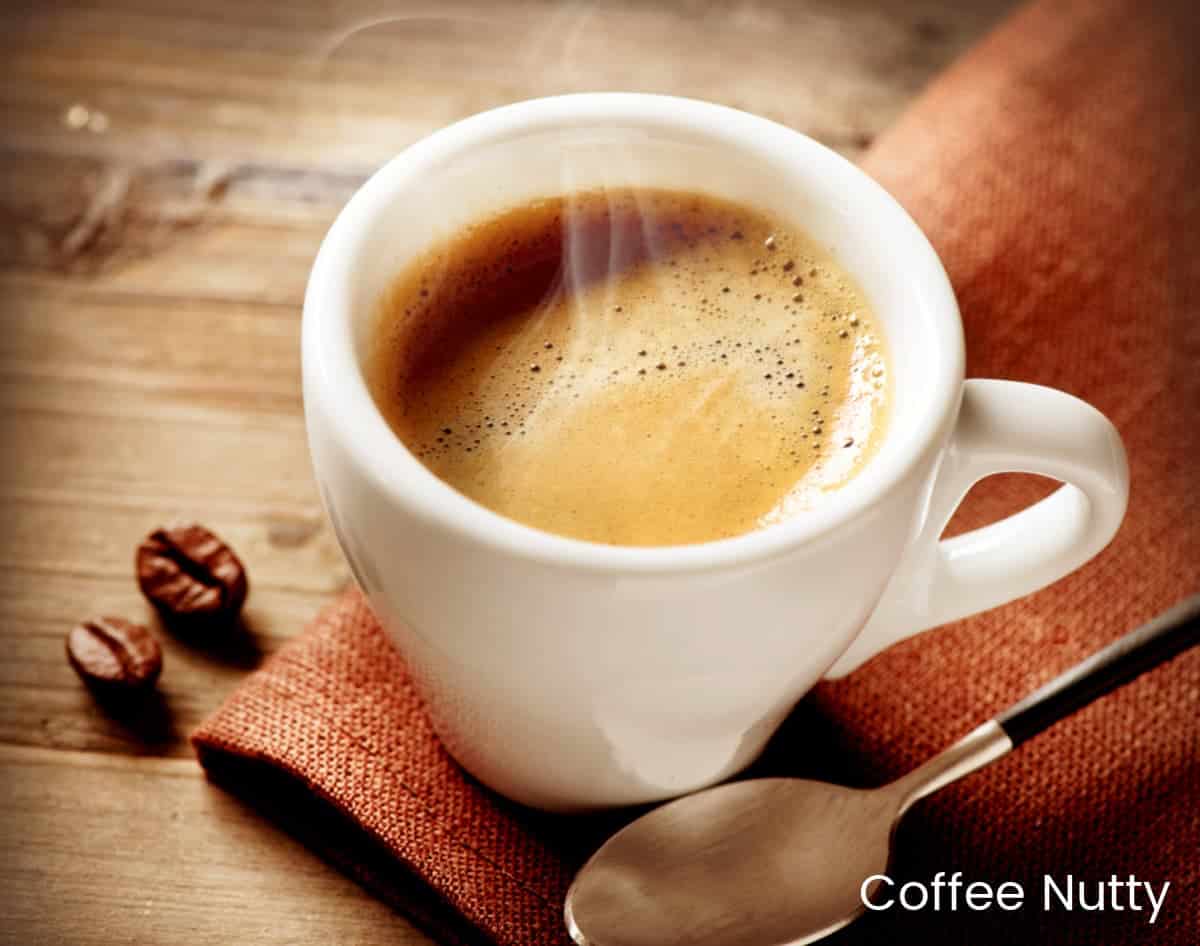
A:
[66, 617, 162, 690]
[136, 523, 248, 624]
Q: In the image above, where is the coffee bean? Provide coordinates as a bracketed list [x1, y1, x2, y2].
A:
[136, 523, 248, 624]
[67, 617, 162, 690]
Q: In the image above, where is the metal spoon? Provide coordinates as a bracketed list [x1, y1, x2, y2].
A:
[565, 594, 1200, 946]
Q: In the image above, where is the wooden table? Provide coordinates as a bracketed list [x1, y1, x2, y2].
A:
[0, 2, 1014, 942]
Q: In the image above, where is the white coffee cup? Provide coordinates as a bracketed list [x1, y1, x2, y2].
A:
[302, 94, 1128, 812]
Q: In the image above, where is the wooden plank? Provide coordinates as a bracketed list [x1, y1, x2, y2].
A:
[0, 407, 317, 508]
[0, 156, 345, 289]
[0, 286, 319, 512]
[1, 283, 304, 401]
[0, 498, 347, 596]
[0, 745, 435, 946]
[2, 280, 301, 378]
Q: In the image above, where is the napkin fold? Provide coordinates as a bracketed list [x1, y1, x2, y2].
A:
[194, 0, 1200, 942]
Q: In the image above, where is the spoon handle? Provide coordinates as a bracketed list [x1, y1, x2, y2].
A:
[996, 593, 1200, 747]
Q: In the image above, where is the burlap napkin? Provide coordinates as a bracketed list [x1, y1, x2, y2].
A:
[193, 0, 1200, 942]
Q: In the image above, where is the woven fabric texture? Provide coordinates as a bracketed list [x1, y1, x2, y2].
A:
[193, 0, 1199, 942]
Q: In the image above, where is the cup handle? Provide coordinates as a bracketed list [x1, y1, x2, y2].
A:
[824, 379, 1129, 679]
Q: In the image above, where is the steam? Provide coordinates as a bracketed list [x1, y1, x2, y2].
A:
[308, 2, 599, 88]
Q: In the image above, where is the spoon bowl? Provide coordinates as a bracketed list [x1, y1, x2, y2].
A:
[566, 777, 897, 946]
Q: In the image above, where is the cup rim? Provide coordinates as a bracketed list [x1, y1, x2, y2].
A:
[302, 92, 964, 574]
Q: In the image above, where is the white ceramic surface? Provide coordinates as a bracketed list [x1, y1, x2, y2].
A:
[302, 94, 1129, 812]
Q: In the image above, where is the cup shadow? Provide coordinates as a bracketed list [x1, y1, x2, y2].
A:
[151, 608, 266, 671]
[85, 683, 178, 749]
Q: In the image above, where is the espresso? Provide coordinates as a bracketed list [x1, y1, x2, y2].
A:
[368, 188, 891, 546]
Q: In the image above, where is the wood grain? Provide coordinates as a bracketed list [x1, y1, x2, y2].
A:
[0, 1, 1014, 943]
[0, 745, 428, 946]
